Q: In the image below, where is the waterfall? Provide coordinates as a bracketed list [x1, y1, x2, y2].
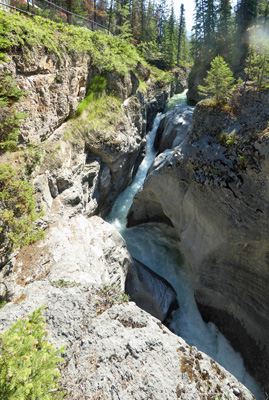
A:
[106, 91, 265, 400]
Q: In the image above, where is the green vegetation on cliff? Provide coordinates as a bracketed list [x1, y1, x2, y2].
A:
[0, 10, 144, 75]
[0, 10, 172, 259]
[0, 164, 45, 255]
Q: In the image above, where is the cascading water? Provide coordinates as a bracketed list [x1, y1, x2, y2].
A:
[106, 91, 265, 400]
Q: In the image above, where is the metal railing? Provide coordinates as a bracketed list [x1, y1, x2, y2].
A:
[0, 0, 112, 34]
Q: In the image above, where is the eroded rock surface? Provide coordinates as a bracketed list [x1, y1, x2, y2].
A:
[127, 86, 269, 392]
[3, 50, 89, 142]
[0, 259, 256, 400]
[0, 215, 132, 297]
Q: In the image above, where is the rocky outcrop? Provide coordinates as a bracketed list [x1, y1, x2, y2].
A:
[0, 214, 178, 323]
[125, 257, 179, 322]
[0, 215, 256, 400]
[127, 86, 269, 392]
[154, 103, 194, 153]
[187, 65, 208, 103]
[0, 215, 132, 295]
[3, 49, 89, 143]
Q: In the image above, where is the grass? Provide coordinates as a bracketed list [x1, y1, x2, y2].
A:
[0, 10, 146, 76]
[66, 94, 126, 144]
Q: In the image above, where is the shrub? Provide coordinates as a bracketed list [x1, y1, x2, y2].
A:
[0, 71, 27, 153]
[0, 164, 45, 254]
[0, 307, 64, 400]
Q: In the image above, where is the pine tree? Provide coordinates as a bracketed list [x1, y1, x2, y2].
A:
[162, 2, 177, 68]
[130, 0, 140, 42]
[217, 0, 233, 58]
[0, 307, 64, 400]
[145, 0, 158, 44]
[192, 0, 206, 61]
[198, 55, 235, 102]
[156, 0, 168, 46]
[177, 3, 186, 64]
[204, 0, 216, 46]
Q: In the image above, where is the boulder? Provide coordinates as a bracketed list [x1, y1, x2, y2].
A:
[125, 257, 179, 322]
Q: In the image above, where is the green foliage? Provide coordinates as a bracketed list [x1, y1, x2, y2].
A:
[238, 154, 246, 169]
[0, 298, 7, 308]
[219, 132, 239, 147]
[137, 80, 147, 94]
[0, 164, 45, 253]
[0, 71, 27, 153]
[76, 76, 107, 116]
[68, 93, 124, 143]
[0, 11, 144, 76]
[23, 143, 44, 175]
[156, 71, 175, 85]
[0, 307, 64, 400]
[245, 26, 269, 88]
[198, 55, 235, 103]
[14, 2, 65, 24]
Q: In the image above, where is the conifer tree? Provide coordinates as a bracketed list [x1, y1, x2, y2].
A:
[245, 26, 269, 87]
[217, 0, 233, 58]
[235, 0, 258, 59]
[192, 0, 206, 60]
[198, 55, 235, 102]
[177, 3, 186, 64]
[0, 307, 64, 400]
[156, 0, 168, 46]
[162, 2, 177, 68]
[204, 0, 216, 45]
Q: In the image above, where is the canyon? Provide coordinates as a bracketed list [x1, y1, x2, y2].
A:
[0, 16, 268, 399]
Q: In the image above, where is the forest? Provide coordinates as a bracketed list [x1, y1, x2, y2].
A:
[24, 0, 268, 72]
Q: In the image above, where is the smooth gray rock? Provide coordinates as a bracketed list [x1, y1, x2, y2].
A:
[125, 257, 179, 322]
[0, 215, 132, 294]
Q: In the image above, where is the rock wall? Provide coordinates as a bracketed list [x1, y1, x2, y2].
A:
[127, 86, 269, 393]
[3, 49, 89, 142]
[0, 45, 174, 259]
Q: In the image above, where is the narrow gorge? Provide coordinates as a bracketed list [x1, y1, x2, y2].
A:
[0, 9, 268, 400]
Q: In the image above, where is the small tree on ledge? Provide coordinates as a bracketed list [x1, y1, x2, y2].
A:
[198, 55, 235, 103]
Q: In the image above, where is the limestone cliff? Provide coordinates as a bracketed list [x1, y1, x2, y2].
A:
[0, 16, 178, 265]
[127, 85, 269, 392]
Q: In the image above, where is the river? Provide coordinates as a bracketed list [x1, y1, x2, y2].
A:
[106, 91, 264, 400]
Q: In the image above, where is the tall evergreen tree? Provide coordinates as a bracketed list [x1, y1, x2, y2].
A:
[177, 3, 185, 64]
[156, 0, 168, 46]
[192, 0, 208, 61]
[217, 0, 233, 58]
[235, 0, 258, 61]
[236, 0, 258, 33]
[162, 2, 177, 68]
[204, 0, 216, 45]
